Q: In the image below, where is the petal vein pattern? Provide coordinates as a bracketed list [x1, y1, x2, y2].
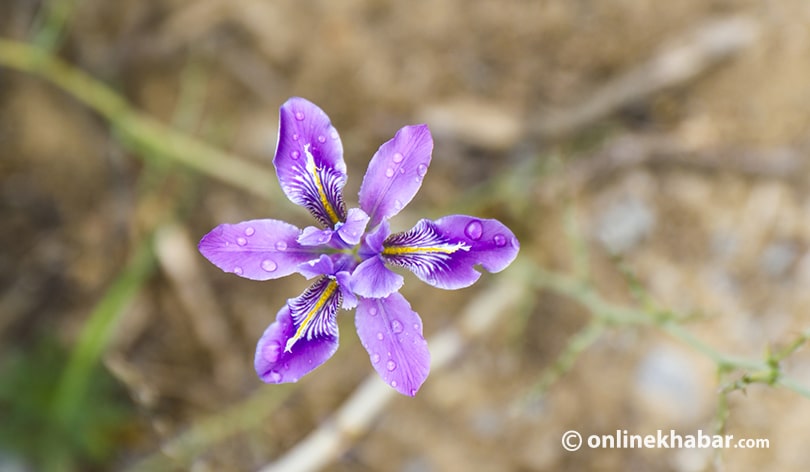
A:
[286, 277, 341, 352]
[283, 145, 347, 227]
[382, 219, 469, 275]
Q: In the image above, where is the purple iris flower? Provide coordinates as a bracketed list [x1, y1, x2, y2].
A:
[198, 97, 519, 396]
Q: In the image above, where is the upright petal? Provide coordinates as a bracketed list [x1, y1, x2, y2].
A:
[198, 219, 318, 280]
[274, 97, 347, 227]
[351, 255, 404, 299]
[255, 305, 338, 384]
[355, 293, 430, 396]
[358, 124, 433, 228]
[382, 215, 520, 290]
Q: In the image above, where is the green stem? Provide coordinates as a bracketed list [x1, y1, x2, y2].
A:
[46, 237, 155, 471]
[0, 39, 280, 201]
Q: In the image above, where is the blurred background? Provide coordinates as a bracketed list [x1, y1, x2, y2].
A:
[2, 0, 810, 471]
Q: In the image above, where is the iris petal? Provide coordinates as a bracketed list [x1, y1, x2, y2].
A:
[355, 293, 430, 396]
[254, 305, 338, 384]
[286, 276, 342, 352]
[358, 124, 433, 229]
[274, 97, 347, 227]
[198, 219, 318, 280]
[382, 215, 520, 290]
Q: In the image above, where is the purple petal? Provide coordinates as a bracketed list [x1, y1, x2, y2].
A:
[198, 219, 317, 280]
[274, 97, 347, 227]
[285, 276, 342, 352]
[351, 255, 404, 298]
[336, 208, 370, 246]
[358, 124, 433, 228]
[255, 305, 338, 384]
[355, 293, 430, 396]
[382, 215, 520, 290]
[298, 226, 335, 246]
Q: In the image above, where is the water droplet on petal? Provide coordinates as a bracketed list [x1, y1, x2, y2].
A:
[413, 323, 420, 331]
[236, 237, 247, 246]
[393, 199, 403, 210]
[245, 226, 255, 236]
[317, 135, 326, 143]
[261, 259, 278, 272]
[263, 342, 281, 363]
[386, 360, 397, 371]
[416, 163, 428, 177]
[369, 307, 378, 316]
[391, 319, 403, 333]
[371, 353, 381, 364]
[376, 332, 384, 341]
[399, 167, 406, 174]
[493, 233, 507, 247]
[330, 129, 339, 139]
[385, 168, 395, 178]
[392, 152, 404, 163]
[511, 237, 520, 248]
[292, 133, 299, 141]
[275, 241, 288, 251]
[269, 370, 282, 382]
[294, 111, 305, 121]
[291, 151, 300, 160]
[410, 388, 418, 396]
[233, 266, 243, 275]
[464, 220, 484, 240]
[391, 380, 398, 388]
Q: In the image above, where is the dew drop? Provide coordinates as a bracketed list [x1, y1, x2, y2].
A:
[236, 237, 247, 246]
[392, 152, 404, 163]
[261, 259, 278, 272]
[317, 135, 326, 143]
[399, 167, 406, 175]
[393, 199, 403, 210]
[493, 233, 507, 247]
[275, 241, 288, 251]
[245, 226, 255, 236]
[511, 237, 520, 248]
[263, 342, 281, 363]
[386, 360, 397, 371]
[464, 220, 484, 241]
[376, 332, 384, 341]
[233, 266, 243, 275]
[413, 323, 420, 331]
[391, 380, 398, 388]
[385, 167, 395, 178]
[416, 163, 428, 176]
[330, 129, 339, 139]
[294, 111, 305, 121]
[371, 353, 381, 364]
[369, 306, 378, 316]
[282, 362, 290, 371]
[391, 319, 403, 333]
[268, 370, 282, 382]
[292, 133, 299, 141]
[410, 388, 418, 396]
[291, 150, 300, 160]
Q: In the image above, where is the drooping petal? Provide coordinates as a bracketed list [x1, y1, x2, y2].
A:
[355, 293, 430, 396]
[351, 255, 404, 299]
[285, 276, 342, 353]
[255, 305, 338, 384]
[198, 219, 317, 280]
[274, 97, 347, 227]
[358, 124, 433, 228]
[381, 215, 520, 290]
